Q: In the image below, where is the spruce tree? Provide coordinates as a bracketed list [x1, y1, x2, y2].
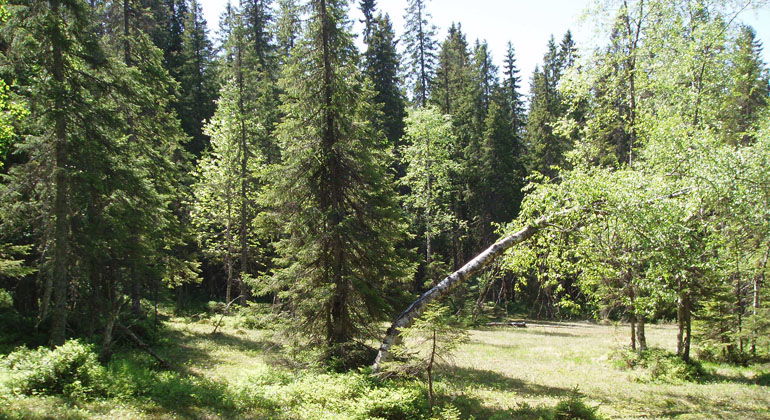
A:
[0, 0, 112, 346]
[263, 0, 411, 362]
[721, 25, 769, 145]
[403, 0, 437, 107]
[359, 0, 376, 44]
[525, 34, 575, 179]
[241, 0, 274, 69]
[363, 14, 406, 146]
[274, 0, 301, 60]
[98, 0, 193, 325]
[1, 0, 189, 347]
[178, 0, 217, 156]
[431, 23, 471, 115]
[503, 42, 525, 134]
[476, 92, 526, 241]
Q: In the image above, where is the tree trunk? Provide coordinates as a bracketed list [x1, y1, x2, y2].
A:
[117, 324, 171, 369]
[677, 287, 692, 362]
[753, 245, 768, 354]
[630, 318, 637, 351]
[99, 301, 123, 363]
[49, 0, 71, 347]
[427, 328, 436, 408]
[373, 210, 569, 370]
[637, 317, 647, 351]
[373, 189, 694, 370]
[237, 34, 251, 305]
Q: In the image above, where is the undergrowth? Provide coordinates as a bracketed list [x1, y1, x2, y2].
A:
[610, 347, 707, 383]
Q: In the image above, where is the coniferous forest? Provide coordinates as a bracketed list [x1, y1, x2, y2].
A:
[0, 0, 769, 418]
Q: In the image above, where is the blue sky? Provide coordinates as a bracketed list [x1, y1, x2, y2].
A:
[199, 0, 770, 94]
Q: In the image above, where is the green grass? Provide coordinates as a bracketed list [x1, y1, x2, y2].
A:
[1, 317, 768, 419]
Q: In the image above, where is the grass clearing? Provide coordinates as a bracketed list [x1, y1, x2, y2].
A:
[1, 317, 768, 419]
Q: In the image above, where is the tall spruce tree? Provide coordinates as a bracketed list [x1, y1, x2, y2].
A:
[503, 42, 526, 139]
[0, 0, 112, 346]
[721, 25, 769, 145]
[263, 0, 411, 362]
[432, 24, 471, 115]
[363, 13, 406, 146]
[359, 0, 376, 43]
[90, 0, 192, 358]
[526, 33, 574, 179]
[274, 0, 301, 60]
[403, 0, 437, 107]
[241, 0, 273, 69]
[178, 0, 217, 156]
[1, 0, 189, 347]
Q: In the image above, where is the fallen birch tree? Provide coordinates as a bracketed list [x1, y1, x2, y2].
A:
[372, 208, 574, 371]
[372, 188, 694, 371]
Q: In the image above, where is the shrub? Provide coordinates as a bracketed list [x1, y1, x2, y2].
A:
[552, 389, 604, 420]
[1, 340, 108, 398]
[354, 384, 428, 419]
[232, 302, 274, 330]
[610, 347, 706, 383]
[232, 367, 434, 419]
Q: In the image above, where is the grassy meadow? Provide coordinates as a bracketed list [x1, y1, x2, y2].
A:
[1, 314, 768, 419]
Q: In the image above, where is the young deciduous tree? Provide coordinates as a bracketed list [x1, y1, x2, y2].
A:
[400, 107, 460, 283]
[193, 6, 276, 304]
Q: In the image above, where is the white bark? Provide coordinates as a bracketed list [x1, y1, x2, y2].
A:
[372, 209, 572, 370]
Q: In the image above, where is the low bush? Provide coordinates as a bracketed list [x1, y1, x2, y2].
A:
[552, 389, 604, 420]
[610, 347, 706, 383]
[232, 367, 442, 419]
[232, 302, 275, 330]
[1, 340, 108, 399]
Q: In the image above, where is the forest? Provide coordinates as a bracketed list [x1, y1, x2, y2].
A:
[0, 0, 769, 418]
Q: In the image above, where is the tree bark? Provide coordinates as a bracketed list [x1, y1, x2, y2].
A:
[752, 245, 768, 354]
[237, 32, 251, 304]
[637, 317, 647, 351]
[373, 210, 572, 370]
[373, 189, 694, 370]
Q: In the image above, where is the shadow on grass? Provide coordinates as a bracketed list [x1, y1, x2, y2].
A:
[701, 370, 770, 386]
[653, 391, 768, 420]
[141, 326, 283, 375]
[477, 326, 582, 338]
[442, 365, 573, 398]
[441, 392, 559, 420]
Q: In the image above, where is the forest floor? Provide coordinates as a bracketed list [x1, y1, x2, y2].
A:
[1, 314, 769, 419]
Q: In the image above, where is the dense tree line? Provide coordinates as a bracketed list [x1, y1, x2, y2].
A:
[0, 0, 768, 366]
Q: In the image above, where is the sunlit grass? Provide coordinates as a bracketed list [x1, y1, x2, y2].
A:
[1, 316, 768, 419]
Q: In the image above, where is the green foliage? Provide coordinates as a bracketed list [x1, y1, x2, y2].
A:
[403, 0, 438, 105]
[363, 13, 407, 146]
[400, 107, 461, 280]
[235, 368, 434, 419]
[387, 304, 468, 406]
[262, 0, 413, 359]
[552, 389, 604, 420]
[0, 244, 33, 279]
[1, 341, 108, 398]
[525, 33, 577, 179]
[177, 0, 218, 156]
[192, 2, 277, 302]
[610, 347, 706, 383]
[0, 288, 11, 309]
